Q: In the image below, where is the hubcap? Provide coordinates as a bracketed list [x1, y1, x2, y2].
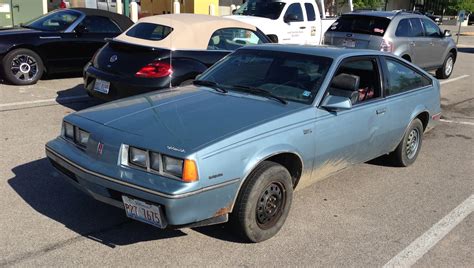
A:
[445, 57, 453, 76]
[406, 128, 420, 159]
[256, 182, 286, 229]
[11, 54, 38, 81]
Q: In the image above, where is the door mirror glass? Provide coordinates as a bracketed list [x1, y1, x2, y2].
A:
[321, 95, 352, 111]
[444, 29, 451, 37]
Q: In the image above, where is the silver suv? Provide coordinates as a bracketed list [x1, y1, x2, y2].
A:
[324, 11, 457, 79]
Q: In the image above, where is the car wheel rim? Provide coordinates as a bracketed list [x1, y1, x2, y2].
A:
[256, 182, 286, 229]
[406, 128, 420, 159]
[11, 54, 38, 81]
[445, 57, 453, 76]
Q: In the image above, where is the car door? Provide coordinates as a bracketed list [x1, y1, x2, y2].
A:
[379, 56, 434, 151]
[281, 3, 307, 44]
[304, 2, 319, 45]
[312, 56, 388, 177]
[421, 18, 447, 68]
[407, 18, 428, 67]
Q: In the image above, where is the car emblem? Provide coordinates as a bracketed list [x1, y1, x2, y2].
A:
[97, 142, 104, 155]
[110, 55, 118, 63]
[346, 33, 353, 37]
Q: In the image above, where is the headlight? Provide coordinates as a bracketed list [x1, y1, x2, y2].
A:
[162, 155, 183, 177]
[75, 128, 90, 146]
[63, 122, 74, 140]
[129, 147, 147, 168]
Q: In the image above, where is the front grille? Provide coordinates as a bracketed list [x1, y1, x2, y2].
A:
[49, 159, 78, 183]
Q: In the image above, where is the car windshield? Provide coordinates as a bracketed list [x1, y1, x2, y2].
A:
[24, 10, 81, 32]
[233, 0, 286, 20]
[328, 15, 391, 36]
[197, 49, 333, 104]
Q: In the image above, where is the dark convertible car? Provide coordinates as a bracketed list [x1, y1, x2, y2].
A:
[0, 8, 133, 85]
[84, 14, 270, 100]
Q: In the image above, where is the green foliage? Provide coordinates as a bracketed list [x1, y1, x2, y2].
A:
[448, 0, 474, 13]
[352, 0, 383, 9]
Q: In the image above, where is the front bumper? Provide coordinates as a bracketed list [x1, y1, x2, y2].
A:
[83, 64, 171, 101]
[45, 145, 240, 227]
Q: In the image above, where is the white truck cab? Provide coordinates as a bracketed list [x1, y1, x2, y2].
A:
[228, 0, 335, 45]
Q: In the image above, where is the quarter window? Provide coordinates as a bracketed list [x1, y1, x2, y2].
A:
[304, 3, 316, 21]
[285, 3, 304, 22]
[395, 19, 411, 37]
[78, 16, 121, 33]
[207, 28, 266, 50]
[385, 58, 431, 95]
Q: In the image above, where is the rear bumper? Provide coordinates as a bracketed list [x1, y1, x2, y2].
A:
[83, 64, 171, 101]
[45, 145, 240, 226]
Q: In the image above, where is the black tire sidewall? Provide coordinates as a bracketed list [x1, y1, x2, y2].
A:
[235, 162, 293, 242]
[436, 53, 454, 79]
[2, 49, 44, 85]
[396, 119, 424, 167]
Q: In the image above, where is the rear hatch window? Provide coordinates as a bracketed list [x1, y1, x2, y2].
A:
[125, 22, 173, 41]
[327, 15, 390, 36]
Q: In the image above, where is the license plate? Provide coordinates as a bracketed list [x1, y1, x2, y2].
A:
[94, 79, 110, 94]
[343, 39, 356, 48]
[122, 195, 167, 228]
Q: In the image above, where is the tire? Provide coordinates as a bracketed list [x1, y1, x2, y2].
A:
[230, 161, 293, 243]
[1, 48, 44, 85]
[436, 52, 454, 79]
[391, 119, 424, 167]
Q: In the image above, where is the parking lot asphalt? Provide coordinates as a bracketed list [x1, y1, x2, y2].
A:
[1, 36, 473, 267]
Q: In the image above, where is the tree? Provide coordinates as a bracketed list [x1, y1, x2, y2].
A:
[448, 0, 474, 13]
[352, 0, 383, 9]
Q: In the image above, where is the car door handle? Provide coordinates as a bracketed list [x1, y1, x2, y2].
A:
[300, 26, 306, 29]
[376, 108, 386, 115]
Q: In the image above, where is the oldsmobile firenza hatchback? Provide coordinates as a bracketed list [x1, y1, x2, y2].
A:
[46, 45, 441, 242]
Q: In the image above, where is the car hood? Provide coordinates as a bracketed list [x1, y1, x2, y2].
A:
[0, 27, 41, 36]
[75, 86, 305, 152]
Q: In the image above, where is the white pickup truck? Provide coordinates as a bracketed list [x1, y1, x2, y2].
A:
[228, 0, 336, 45]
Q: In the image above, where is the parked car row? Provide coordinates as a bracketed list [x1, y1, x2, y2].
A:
[0, 7, 446, 243]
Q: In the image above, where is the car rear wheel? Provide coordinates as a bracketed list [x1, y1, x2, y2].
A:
[436, 52, 454, 79]
[2, 48, 44, 85]
[230, 161, 293, 243]
[391, 118, 424, 167]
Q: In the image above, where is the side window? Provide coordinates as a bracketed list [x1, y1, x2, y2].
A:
[328, 58, 381, 104]
[385, 58, 432, 95]
[285, 3, 304, 22]
[78, 16, 121, 33]
[304, 3, 316, 21]
[409, 18, 424, 37]
[208, 28, 266, 51]
[395, 19, 412, 37]
[422, 18, 441, 37]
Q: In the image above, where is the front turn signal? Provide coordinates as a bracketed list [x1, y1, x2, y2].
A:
[182, 159, 199, 182]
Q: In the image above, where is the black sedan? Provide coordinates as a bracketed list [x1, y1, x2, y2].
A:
[83, 14, 270, 101]
[0, 8, 133, 85]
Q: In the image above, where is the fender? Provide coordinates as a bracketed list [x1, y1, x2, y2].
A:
[170, 57, 208, 86]
[391, 105, 430, 152]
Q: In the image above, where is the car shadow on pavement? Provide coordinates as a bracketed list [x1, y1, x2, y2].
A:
[458, 47, 474, 54]
[8, 158, 187, 248]
[56, 84, 104, 112]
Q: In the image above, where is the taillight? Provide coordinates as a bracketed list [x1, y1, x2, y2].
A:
[380, 39, 393, 52]
[135, 61, 172, 78]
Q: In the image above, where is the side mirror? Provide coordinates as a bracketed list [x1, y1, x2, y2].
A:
[443, 30, 451, 37]
[284, 14, 299, 23]
[321, 95, 352, 111]
[74, 24, 87, 34]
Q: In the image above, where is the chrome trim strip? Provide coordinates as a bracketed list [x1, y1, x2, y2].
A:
[39, 36, 62, 39]
[45, 146, 240, 199]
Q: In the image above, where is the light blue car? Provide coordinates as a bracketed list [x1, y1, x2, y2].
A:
[45, 45, 441, 242]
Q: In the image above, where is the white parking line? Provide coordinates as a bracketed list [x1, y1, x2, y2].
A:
[440, 119, 474, 126]
[440, 75, 470, 85]
[0, 95, 89, 109]
[383, 194, 474, 268]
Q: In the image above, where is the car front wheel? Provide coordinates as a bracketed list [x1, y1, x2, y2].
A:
[1, 48, 44, 85]
[436, 52, 454, 79]
[391, 118, 424, 167]
[231, 161, 293, 242]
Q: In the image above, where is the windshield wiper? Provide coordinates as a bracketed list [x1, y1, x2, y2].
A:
[193, 80, 227, 93]
[230, 85, 287, 105]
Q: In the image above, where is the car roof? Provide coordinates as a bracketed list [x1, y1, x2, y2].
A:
[239, 44, 388, 60]
[342, 10, 425, 19]
[70, 8, 133, 31]
[114, 14, 257, 50]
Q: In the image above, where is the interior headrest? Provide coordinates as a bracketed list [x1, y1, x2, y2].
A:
[331, 73, 360, 91]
